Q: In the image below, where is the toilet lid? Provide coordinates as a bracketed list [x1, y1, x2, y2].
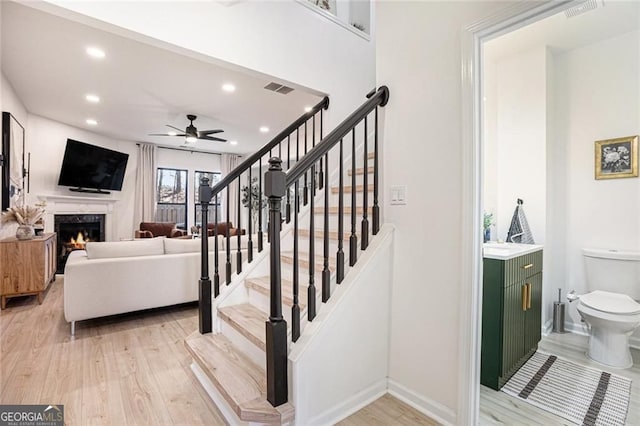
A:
[581, 291, 640, 314]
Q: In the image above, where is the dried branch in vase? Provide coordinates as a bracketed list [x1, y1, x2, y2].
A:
[1, 205, 45, 226]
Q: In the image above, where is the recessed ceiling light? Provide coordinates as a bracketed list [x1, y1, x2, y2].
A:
[86, 118, 98, 126]
[304, 106, 312, 112]
[229, 140, 238, 146]
[85, 94, 100, 103]
[222, 83, 236, 93]
[168, 131, 177, 136]
[259, 126, 269, 133]
[86, 47, 105, 59]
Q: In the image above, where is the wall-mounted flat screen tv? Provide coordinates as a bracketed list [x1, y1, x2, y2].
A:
[58, 139, 129, 194]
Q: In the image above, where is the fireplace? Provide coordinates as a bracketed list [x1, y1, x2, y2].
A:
[54, 214, 105, 273]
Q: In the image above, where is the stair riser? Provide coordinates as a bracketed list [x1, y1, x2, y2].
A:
[248, 288, 310, 332]
[218, 319, 266, 371]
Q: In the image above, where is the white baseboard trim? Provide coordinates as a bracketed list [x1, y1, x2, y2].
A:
[548, 321, 640, 350]
[387, 379, 456, 426]
[191, 362, 250, 426]
[309, 379, 387, 426]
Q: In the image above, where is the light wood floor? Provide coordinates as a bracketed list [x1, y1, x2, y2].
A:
[0, 277, 437, 425]
[480, 331, 640, 425]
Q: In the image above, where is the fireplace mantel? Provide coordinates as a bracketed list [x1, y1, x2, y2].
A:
[38, 194, 119, 241]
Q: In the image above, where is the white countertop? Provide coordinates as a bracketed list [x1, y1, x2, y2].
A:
[483, 242, 543, 260]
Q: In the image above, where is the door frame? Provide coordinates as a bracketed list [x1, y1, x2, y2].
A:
[458, 1, 580, 424]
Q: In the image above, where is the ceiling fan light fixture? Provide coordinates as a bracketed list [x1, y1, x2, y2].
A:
[185, 135, 198, 143]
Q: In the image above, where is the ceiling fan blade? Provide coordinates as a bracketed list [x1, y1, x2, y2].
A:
[149, 133, 186, 137]
[199, 129, 224, 136]
[166, 124, 184, 132]
[199, 136, 227, 142]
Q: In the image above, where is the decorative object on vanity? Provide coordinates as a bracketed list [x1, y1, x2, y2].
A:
[483, 212, 494, 242]
[502, 351, 631, 426]
[1, 111, 27, 210]
[595, 135, 638, 180]
[506, 198, 534, 244]
[1, 204, 45, 240]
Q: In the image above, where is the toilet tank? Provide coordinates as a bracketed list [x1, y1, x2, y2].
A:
[583, 248, 640, 299]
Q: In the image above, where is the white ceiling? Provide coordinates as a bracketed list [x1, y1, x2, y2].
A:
[1, 1, 324, 155]
[485, 1, 640, 61]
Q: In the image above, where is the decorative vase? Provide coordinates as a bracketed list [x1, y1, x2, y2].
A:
[16, 224, 35, 240]
[484, 227, 491, 243]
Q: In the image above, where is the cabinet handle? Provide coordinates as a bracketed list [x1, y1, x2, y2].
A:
[527, 283, 532, 309]
[522, 263, 533, 270]
[522, 285, 527, 311]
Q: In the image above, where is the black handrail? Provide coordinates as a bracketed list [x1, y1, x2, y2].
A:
[209, 96, 329, 199]
[285, 87, 388, 186]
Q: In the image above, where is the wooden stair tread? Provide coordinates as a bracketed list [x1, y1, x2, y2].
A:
[348, 166, 374, 176]
[331, 184, 374, 194]
[298, 229, 356, 241]
[281, 252, 337, 272]
[218, 304, 267, 351]
[185, 332, 294, 423]
[246, 276, 307, 309]
[313, 206, 372, 215]
[368, 152, 375, 159]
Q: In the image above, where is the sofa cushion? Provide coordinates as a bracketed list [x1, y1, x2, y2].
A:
[85, 237, 165, 259]
[226, 234, 253, 250]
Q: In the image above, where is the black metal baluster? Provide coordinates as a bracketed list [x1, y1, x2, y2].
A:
[361, 116, 369, 250]
[322, 151, 330, 302]
[286, 135, 291, 223]
[292, 180, 300, 342]
[337, 138, 345, 283]
[213, 194, 220, 296]
[226, 186, 232, 284]
[258, 158, 264, 252]
[308, 163, 316, 321]
[303, 121, 308, 206]
[312, 115, 317, 196]
[373, 106, 380, 235]
[248, 168, 253, 263]
[349, 129, 358, 266]
[198, 176, 213, 334]
[319, 109, 324, 190]
[237, 176, 242, 273]
[296, 129, 300, 213]
[264, 157, 287, 407]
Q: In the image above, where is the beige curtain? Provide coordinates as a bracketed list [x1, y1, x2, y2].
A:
[221, 154, 241, 227]
[134, 143, 157, 226]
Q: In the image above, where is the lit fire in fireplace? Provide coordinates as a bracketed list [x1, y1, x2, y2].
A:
[67, 232, 90, 250]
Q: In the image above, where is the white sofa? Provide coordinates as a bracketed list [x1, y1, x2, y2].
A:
[64, 235, 250, 335]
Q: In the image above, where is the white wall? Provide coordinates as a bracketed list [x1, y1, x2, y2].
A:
[26, 114, 138, 241]
[376, 1, 510, 421]
[38, 0, 375, 132]
[0, 73, 29, 239]
[553, 31, 640, 329]
[484, 47, 547, 244]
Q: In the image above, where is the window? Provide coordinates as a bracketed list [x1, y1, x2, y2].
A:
[194, 171, 222, 226]
[156, 168, 188, 229]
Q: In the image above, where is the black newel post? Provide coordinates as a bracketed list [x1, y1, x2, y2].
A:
[198, 176, 213, 334]
[264, 157, 288, 407]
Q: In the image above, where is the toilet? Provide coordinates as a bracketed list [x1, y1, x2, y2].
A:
[575, 248, 640, 368]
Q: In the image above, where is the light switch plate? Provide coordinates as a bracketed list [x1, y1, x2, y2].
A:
[390, 185, 407, 205]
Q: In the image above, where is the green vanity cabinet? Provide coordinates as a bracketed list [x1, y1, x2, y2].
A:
[481, 248, 543, 390]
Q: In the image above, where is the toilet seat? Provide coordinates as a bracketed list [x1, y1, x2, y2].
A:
[580, 290, 640, 315]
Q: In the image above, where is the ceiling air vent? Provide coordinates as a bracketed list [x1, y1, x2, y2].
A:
[264, 82, 294, 95]
[564, 0, 603, 18]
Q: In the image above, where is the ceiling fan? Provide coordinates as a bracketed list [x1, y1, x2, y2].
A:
[149, 114, 227, 143]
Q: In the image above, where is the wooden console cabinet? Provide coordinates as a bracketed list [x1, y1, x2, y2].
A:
[0, 232, 57, 309]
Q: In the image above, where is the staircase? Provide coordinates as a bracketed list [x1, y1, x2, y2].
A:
[185, 87, 391, 425]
